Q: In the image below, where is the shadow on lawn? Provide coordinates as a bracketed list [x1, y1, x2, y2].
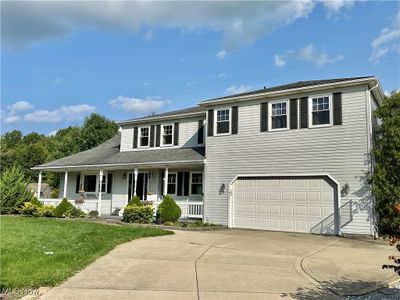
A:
[281, 278, 391, 300]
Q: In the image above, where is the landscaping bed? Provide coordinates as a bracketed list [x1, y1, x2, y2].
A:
[0, 216, 172, 292]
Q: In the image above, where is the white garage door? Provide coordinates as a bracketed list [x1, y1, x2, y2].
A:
[232, 177, 337, 234]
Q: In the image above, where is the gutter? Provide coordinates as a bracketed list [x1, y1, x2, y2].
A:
[117, 111, 206, 126]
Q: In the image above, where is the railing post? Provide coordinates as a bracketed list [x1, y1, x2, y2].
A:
[37, 171, 42, 200]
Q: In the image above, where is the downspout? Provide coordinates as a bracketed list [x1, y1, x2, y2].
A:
[367, 82, 379, 238]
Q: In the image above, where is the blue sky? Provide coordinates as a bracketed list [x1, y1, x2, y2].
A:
[1, 1, 399, 135]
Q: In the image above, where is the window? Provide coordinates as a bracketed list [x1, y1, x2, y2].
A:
[167, 173, 177, 194]
[100, 175, 106, 193]
[271, 101, 288, 129]
[140, 127, 149, 147]
[162, 125, 173, 145]
[83, 175, 97, 193]
[191, 173, 203, 195]
[311, 96, 331, 126]
[216, 108, 230, 134]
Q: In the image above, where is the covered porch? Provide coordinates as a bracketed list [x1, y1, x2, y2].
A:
[36, 162, 204, 219]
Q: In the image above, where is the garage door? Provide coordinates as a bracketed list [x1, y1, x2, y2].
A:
[232, 176, 337, 234]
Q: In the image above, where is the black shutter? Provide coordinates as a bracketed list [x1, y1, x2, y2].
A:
[260, 102, 268, 132]
[160, 171, 164, 196]
[177, 172, 183, 196]
[333, 92, 342, 125]
[232, 106, 238, 134]
[150, 125, 155, 147]
[300, 97, 308, 128]
[197, 120, 204, 144]
[133, 126, 138, 148]
[107, 173, 113, 194]
[75, 174, 80, 193]
[290, 98, 298, 129]
[155, 125, 161, 147]
[174, 122, 179, 145]
[207, 109, 214, 136]
[183, 172, 190, 196]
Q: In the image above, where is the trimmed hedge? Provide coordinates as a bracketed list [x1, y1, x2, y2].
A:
[122, 205, 154, 223]
[158, 195, 181, 223]
[128, 195, 143, 206]
[64, 206, 86, 218]
[30, 197, 43, 207]
[53, 198, 74, 218]
[36, 205, 55, 217]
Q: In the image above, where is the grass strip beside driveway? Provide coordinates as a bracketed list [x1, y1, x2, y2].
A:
[0, 216, 172, 289]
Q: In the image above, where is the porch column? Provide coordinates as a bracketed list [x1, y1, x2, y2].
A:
[63, 170, 68, 198]
[133, 168, 139, 197]
[37, 171, 42, 200]
[163, 167, 168, 196]
[98, 169, 103, 216]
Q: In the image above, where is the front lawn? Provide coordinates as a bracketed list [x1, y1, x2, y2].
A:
[0, 216, 172, 289]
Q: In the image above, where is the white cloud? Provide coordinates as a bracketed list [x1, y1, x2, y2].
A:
[109, 96, 168, 113]
[369, 10, 400, 63]
[4, 115, 21, 124]
[23, 104, 95, 123]
[274, 54, 287, 67]
[274, 44, 344, 67]
[216, 72, 227, 78]
[1, 1, 322, 50]
[48, 130, 58, 136]
[7, 100, 33, 114]
[53, 77, 63, 84]
[215, 50, 226, 60]
[225, 85, 252, 95]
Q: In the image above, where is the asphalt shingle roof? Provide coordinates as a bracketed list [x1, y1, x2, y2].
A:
[35, 133, 205, 169]
[201, 76, 375, 103]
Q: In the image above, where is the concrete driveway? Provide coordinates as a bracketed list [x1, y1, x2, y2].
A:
[42, 229, 398, 299]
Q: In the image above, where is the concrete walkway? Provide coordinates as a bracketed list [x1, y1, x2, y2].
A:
[42, 229, 399, 299]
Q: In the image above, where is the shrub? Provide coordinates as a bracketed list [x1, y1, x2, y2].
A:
[158, 195, 181, 223]
[50, 188, 59, 199]
[19, 202, 38, 216]
[0, 165, 34, 214]
[128, 195, 143, 206]
[36, 205, 55, 217]
[63, 206, 86, 218]
[30, 197, 43, 207]
[88, 210, 99, 218]
[53, 198, 74, 218]
[122, 205, 154, 223]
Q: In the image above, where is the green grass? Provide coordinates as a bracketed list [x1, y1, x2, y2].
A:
[0, 216, 173, 289]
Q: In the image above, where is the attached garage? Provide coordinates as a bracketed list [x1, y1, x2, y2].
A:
[230, 175, 339, 235]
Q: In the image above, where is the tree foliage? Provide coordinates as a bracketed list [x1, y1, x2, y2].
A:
[0, 165, 34, 214]
[369, 91, 400, 234]
[0, 113, 118, 189]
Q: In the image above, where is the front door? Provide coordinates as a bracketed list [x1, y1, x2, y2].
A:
[128, 172, 148, 201]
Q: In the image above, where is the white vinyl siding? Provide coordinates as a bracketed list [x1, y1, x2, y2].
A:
[204, 85, 374, 235]
[120, 117, 205, 151]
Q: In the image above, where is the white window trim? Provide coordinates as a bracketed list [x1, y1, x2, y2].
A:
[161, 123, 174, 147]
[189, 172, 203, 196]
[80, 172, 109, 194]
[268, 99, 290, 131]
[167, 172, 177, 195]
[214, 107, 231, 136]
[308, 94, 333, 128]
[139, 126, 150, 148]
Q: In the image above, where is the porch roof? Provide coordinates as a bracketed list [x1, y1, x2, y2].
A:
[33, 133, 205, 171]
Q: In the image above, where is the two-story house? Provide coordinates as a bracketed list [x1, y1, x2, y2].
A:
[33, 76, 384, 236]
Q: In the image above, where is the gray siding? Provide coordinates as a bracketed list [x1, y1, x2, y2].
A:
[120, 117, 205, 152]
[204, 84, 374, 235]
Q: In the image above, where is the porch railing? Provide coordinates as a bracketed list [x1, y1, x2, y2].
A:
[39, 198, 99, 213]
[153, 201, 203, 219]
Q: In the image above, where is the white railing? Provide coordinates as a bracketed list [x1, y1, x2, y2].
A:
[153, 201, 203, 219]
[39, 198, 99, 213]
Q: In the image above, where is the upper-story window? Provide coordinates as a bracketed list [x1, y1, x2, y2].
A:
[310, 95, 332, 127]
[162, 124, 173, 145]
[270, 101, 288, 130]
[215, 108, 230, 134]
[140, 127, 149, 147]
